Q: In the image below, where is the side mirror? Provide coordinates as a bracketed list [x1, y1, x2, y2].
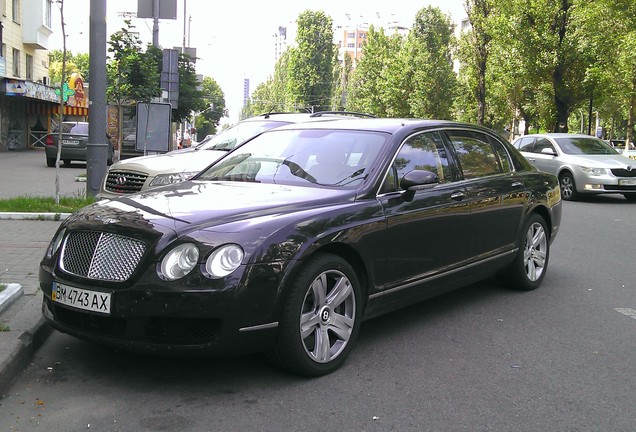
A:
[400, 170, 439, 190]
[541, 147, 557, 156]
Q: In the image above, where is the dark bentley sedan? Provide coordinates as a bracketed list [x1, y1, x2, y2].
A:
[40, 118, 562, 376]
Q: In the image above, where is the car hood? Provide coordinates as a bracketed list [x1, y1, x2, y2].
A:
[561, 153, 636, 168]
[110, 149, 228, 174]
[87, 181, 356, 234]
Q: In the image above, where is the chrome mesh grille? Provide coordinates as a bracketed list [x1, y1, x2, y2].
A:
[104, 170, 148, 194]
[60, 231, 146, 282]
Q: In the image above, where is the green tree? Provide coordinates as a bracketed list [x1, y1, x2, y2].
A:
[287, 10, 336, 112]
[106, 20, 161, 154]
[402, 6, 457, 119]
[459, 0, 494, 125]
[49, 50, 90, 86]
[576, 0, 636, 144]
[242, 50, 291, 118]
[194, 76, 226, 138]
[346, 26, 404, 116]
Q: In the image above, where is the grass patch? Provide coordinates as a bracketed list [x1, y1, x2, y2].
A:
[0, 324, 10, 332]
[0, 283, 5, 292]
[0, 196, 96, 213]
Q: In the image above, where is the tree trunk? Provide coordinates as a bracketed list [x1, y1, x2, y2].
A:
[477, 57, 487, 125]
[627, 86, 635, 148]
[552, 65, 569, 133]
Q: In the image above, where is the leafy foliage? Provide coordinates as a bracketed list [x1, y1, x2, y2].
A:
[49, 50, 90, 86]
[286, 11, 337, 112]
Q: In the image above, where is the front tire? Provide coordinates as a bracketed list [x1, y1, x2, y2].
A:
[623, 194, 636, 202]
[559, 172, 578, 201]
[502, 214, 550, 291]
[267, 253, 362, 376]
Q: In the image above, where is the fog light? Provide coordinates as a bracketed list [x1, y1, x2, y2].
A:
[584, 184, 603, 190]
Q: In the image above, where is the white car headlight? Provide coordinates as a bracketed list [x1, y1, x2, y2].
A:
[158, 243, 200, 281]
[149, 172, 197, 187]
[204, 244, 244, 279]
[46, 228, 66, 258]
[580, 167, 607, 176]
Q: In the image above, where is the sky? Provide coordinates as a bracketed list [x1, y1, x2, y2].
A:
[51, 0, 466, 125]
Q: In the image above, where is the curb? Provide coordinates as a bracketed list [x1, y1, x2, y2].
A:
[0, 314, 53, 397]
[0, 283, 23, 316]
[0, 212, 70, 221]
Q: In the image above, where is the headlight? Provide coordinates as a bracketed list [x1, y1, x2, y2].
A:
[149, 172, 197, 187]
[204, 244, 244, 279]
[580, 167, 607, 176]
[158, 243, 200, 281]
[46, 228, 66, 258]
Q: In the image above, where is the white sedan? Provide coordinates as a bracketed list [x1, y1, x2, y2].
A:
[513, 133, 636, 201]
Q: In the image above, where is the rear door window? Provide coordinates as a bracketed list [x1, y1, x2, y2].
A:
[446, 130, 504, 179]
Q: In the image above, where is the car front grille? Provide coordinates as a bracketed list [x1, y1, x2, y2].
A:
[104, 170, 148, 194]
[611, 168, 636, 178]
[60, 230, 146, 282]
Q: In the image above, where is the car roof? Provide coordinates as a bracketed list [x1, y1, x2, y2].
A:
[239, 111, 376, 124]
[266, 117, 483, 134]
[518, 133, 598, 139]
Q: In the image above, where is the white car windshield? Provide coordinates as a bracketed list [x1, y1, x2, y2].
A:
[555, 137, 617, 155]
[197, 129, 388, 188]
[195, 120, 293, 151]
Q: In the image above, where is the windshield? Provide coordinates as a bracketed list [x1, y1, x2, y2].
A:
[196, 129, 388, 188]
[555, 137, 617, 155]
[195, 120, 293, 151]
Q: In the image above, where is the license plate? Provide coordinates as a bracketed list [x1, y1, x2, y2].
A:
[619, 178, 636, 186]
[62, 139, 80, 145]
[52, 282, 111, 315]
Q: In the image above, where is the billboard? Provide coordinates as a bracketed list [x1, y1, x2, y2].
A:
[135, 102, 172, 153]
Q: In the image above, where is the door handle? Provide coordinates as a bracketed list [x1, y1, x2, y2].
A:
[450, 191, 465, 201]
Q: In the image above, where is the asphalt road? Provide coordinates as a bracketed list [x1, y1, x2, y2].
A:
[0, 162, 634, 430]
[0, 148, 87, 199]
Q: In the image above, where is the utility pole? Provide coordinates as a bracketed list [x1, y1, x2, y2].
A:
[180, 0, 187, 142]
[86, 0, 108, 197]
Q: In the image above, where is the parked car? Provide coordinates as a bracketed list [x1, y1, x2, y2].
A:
[40, 118, 562, 376]
[45, 121, 114, 167]
[97, 111, 373, 199]
[606, 139, 636, 160]
[512, 133, 636, 201]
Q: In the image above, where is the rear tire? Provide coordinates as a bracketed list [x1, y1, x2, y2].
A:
[63, 159, 71, 166]
[559, 172, 578, 201]
[501, 214, 550, 291]
[46, 158, 55, 167]
[266, 253, 362, 376]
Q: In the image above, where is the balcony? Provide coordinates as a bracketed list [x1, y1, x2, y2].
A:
[22, 0, 53, 50]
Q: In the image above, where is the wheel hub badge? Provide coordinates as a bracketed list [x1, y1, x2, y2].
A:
[320, 306, 331, 324]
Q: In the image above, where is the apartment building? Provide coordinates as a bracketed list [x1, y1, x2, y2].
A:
[0, 0, 61, 151]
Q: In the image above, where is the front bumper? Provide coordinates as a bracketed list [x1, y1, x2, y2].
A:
[39, 260, 292, 355]
[574, 170, 636, 195]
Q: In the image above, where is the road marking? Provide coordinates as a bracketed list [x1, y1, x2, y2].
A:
[615, 308, 636, 320]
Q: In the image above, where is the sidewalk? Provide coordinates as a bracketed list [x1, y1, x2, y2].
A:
[0, 148, 85, 395]
[0, 219, 62, 395]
